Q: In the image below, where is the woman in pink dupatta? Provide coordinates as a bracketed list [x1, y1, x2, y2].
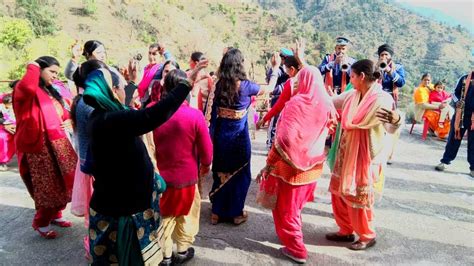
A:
[138, 43, 173, 104]
[13, 56, 77, 239]
[326, 59, 402, 250]
[256, 65, 336, 264]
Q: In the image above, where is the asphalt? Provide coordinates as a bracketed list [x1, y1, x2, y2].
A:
[0, 124, 473, 265]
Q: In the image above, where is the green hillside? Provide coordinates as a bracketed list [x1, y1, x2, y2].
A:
[0, 0, 472, 109]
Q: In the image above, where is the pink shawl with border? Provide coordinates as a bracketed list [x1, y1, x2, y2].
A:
[339, 83, 390, 198]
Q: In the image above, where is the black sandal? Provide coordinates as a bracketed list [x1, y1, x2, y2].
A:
[349, 238, 376, 250]
[325, 232, 355, 242]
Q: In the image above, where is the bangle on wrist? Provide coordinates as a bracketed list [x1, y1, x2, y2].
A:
[392, 115, 401, 125]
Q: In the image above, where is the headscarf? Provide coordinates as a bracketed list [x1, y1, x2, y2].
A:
[83, 69, 125, 112]
[377, 44, 394, 56]
[274, 66, 336, 170]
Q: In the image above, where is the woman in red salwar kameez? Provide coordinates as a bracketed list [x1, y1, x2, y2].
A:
[256, 65, 336, 264]
[13, 56, 77, 239]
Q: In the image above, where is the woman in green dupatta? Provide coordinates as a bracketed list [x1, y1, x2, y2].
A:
[327, 83, 353, 170]
[84, 60, 208, 265]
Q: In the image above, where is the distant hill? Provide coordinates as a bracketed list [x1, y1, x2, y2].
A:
[396, 1, 474, 35]
[287, 0, 473, 94]
[0, 0, 472, 109]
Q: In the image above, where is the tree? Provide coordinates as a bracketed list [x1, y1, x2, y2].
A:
[0, 18, 33, 49]
[15, 0, 59, 36]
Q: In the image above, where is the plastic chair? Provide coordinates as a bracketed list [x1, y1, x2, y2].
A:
[409, 117, 429, 140]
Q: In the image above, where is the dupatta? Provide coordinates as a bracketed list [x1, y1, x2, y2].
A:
[274, 66, 336, 171]
[83, 69, 126, 111]
[334, 83, 393, 207]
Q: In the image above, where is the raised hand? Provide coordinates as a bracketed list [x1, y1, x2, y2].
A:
[128, 58, 139, 84]
[271, 52, 281, 68]
[293, 38, 306, 69]
[71, 42, 82, 61]
[187, 59, 209, 84]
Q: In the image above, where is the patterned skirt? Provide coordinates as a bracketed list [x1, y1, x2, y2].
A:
[89, 173, 166, 265]
[22, 136, 76, 209]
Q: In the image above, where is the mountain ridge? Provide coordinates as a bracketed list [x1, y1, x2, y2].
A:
[0, 0, 472, 108]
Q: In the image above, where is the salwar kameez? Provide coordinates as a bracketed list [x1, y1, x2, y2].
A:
[329, 83, 400, 245]
[271, 177, 316, 259]
[330, 193, 376, 241]
[257, 147, 323, 260]
[257, 66, 335, 261]
[14, 63, 77, 234]
[160, 186, 201, 258]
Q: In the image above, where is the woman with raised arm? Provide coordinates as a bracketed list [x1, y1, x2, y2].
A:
[13, 56, 77, 239]
[84, 60, 208, 265]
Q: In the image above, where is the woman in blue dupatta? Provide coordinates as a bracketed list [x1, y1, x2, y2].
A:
[205, 48, 279, 225]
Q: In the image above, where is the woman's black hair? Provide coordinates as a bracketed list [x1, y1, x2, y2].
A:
[283, 56, 299, 70]
[9, 80, 19, 90]
[35, 56, 64, 106]
[421, 73, 431, 80]
[191, 51, 204, 62]
[82, 40, 104, 59]
[70, 60, 108, 129]
[216, 48, 247, 106]
[434, 79, 447, 88]
[72, 59, 107, 89]
[350, 59, 381, 82]
[109, 70, 120, 88]
[2, 94, 12, 104]
[157, 60, 180, 80]
[161, 69, 187, 99]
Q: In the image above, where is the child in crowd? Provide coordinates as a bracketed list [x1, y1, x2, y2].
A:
[429, 80, 452, 128]
[0, 92, 16, 171]
[248, 96, 259, 140]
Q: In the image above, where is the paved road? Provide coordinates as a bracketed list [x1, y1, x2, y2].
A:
[0, 124, 473, 265]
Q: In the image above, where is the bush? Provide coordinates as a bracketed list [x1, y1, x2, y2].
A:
[8, 62, 26, 81]
[15, 0, 59, 36]
[0, 18, 34, 49]
[82, 0, 98, 16]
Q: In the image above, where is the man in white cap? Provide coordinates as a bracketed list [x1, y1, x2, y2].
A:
[319, 36, 356, 95]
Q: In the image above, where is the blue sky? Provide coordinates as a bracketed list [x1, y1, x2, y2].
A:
[395, 0, 473, 34]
